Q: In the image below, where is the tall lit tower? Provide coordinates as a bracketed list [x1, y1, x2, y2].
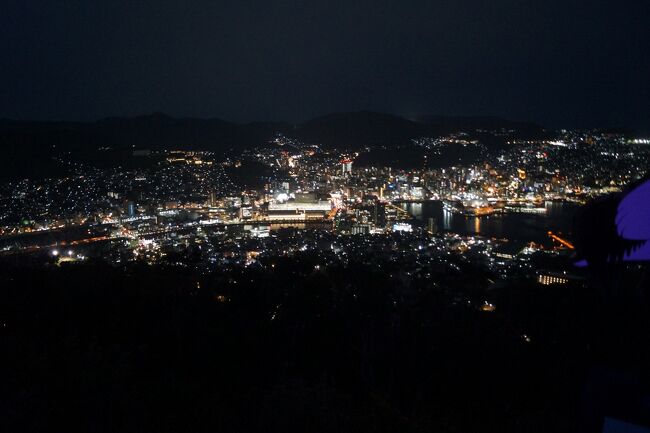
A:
[127, 201, 136, 218]
[341, 159, 353, 176]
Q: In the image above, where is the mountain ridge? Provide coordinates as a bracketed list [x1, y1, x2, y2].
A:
[0, 111, 545, 154]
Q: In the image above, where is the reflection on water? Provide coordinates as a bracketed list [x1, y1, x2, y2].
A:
[443, 209, 453, 231]
[402, 201, 579, 243]
[410, 203, 422, 219]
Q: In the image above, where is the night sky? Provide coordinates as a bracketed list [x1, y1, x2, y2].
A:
[1, 0, 649, 129]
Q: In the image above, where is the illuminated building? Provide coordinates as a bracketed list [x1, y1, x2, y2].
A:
[537, 273, 569, 285]
[239, 207, 252, 219]
[245, 225, 270, 238]
[267, 200, 332, 221]
[127, 201, 136, 218]
[493, 243, 524, 260]
[537, 271, 585, 286]
[341, 159, 353, 176]
[517, 168, 526, 180]
[392, 222, 412, 232]
[351, 224, 371, 235]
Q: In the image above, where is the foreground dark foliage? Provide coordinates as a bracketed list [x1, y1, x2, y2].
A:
[1, 259, 648, 432]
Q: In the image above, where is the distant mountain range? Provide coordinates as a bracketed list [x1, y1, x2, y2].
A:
[0, 113, 289, 155]
[0, 111, 545, 156]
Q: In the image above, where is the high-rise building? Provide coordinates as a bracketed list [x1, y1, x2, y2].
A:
[341, 159, 353, 176]
[127, 201, 136, 218]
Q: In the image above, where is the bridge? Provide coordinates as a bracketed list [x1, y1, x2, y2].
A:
[547, 231, 575, 249]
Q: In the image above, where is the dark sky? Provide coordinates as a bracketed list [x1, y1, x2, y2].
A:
[1, 0, 649, 129]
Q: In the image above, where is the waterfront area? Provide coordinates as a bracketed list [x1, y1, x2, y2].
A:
[402, 200, 579, 243]
[2, 125, 646, 270]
